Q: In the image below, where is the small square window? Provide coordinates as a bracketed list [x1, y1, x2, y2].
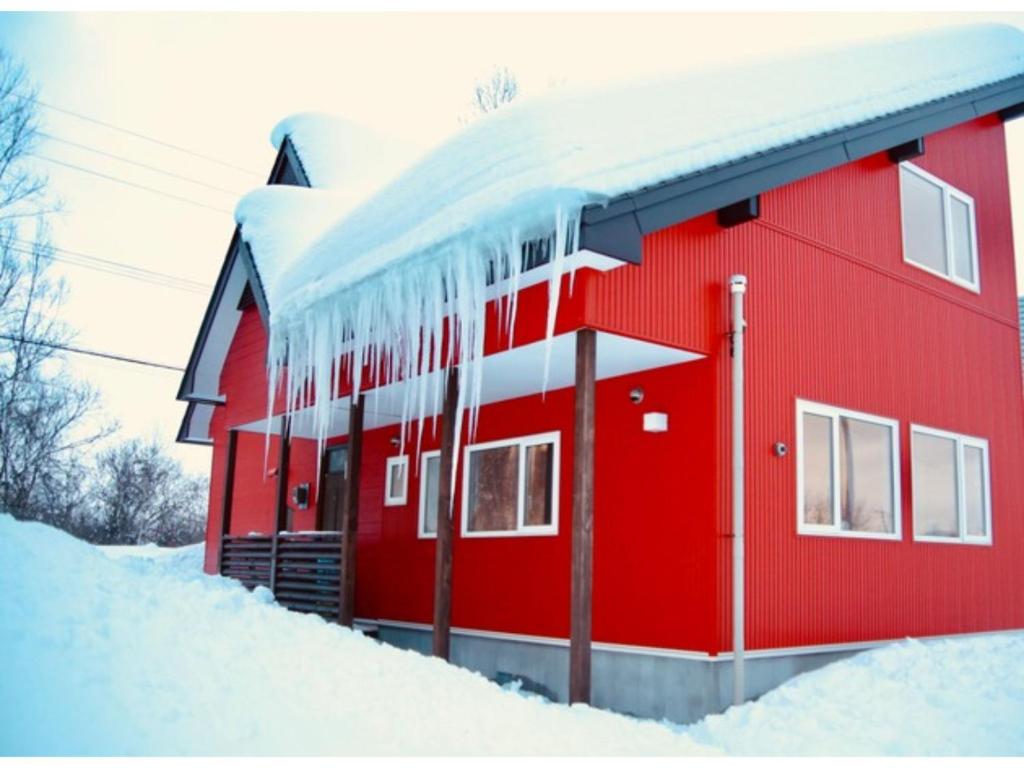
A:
[384, 455, 408, 506]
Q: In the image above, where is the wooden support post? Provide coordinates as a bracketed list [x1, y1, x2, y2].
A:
[216, 429, 239, 574]
[274, 415, 292, 533]
[570, 329, 596, 704]
[338, 393, 365, 627]
[432, 368, 459, 660]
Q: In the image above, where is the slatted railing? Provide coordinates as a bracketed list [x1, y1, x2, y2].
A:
[220, 535, 274, 589]
[272, 532, 343, 618]
[220, 532, 343, 620]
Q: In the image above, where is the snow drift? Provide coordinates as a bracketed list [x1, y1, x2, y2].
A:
[2, 514, 1023, 756]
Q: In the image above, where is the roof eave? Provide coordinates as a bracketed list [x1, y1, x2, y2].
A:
[580, 73, 1024, 263]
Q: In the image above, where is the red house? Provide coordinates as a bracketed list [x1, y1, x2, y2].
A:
[178, 25, 1024, 723]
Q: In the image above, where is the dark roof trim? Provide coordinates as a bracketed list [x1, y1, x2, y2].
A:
[176, 401, 214, 446]
[237, 240, 269, 326]
[176, 228, 243, 401]
[267, 135, 312, 187]
[177, 139, 305, 404]
[580, 73, 1024, 263]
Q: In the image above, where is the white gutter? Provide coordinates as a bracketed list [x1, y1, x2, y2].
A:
[729, 274, 747, 707]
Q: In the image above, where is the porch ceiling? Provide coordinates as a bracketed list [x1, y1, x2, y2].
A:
[234, 330, 702, 439]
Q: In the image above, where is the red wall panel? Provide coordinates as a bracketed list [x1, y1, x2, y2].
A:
[585, 115, 1024, 652]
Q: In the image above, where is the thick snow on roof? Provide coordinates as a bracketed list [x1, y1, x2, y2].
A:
[235, 186, 364, 306]
[259, 24, 1024, 453]
[271, 113, 423, 190]
[274, 23, 1024, 318]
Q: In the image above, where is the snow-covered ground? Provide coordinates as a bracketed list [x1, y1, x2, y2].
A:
[1, 514, 1022, 756]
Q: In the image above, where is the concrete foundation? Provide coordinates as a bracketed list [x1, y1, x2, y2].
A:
[374, 623, 854, 724]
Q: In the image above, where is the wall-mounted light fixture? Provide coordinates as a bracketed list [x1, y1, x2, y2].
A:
[389, 436, 401, 447]
[629, 387, 645, 405]
[643, 412, 668, 432]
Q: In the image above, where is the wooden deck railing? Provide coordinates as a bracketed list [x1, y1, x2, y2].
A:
[220, 532, 343, 620]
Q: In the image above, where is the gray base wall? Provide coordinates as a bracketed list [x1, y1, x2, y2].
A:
[375, 624, 853, 724]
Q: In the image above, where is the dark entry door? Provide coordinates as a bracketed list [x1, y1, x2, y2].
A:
[319, 445, 348, 531]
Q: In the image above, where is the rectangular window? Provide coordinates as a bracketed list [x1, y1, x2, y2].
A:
[899, 162, 979, 291]
[797, 400, 901, 540]
[911, 425, 991, 544]
[384, 455, 408, 506]
[461, 432, 559, 537]
[418, 451, 440, 538]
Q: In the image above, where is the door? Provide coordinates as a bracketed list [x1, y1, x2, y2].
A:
[319, 445, 348, 531]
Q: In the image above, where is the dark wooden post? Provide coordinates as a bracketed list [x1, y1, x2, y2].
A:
[216, 429, 239, 574]
[432, 368, 459, 660]
[338, 393, 365, 627]
[570, 329, 596, 704]
[274, 415, 292, 533]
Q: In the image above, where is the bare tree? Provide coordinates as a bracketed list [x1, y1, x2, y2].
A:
[470, 65, 519, 117]
[0, 50, 110, 523]
[89, 438, 206, 546]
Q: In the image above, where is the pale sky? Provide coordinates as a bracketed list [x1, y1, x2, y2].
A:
[0, 11, 1022, 476]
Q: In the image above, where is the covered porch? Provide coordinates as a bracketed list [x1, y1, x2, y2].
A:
[216, 327, 701, 702]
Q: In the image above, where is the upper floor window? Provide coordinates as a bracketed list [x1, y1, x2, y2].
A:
[899, 162, 979, 292]
[461, 432, 559, 538]
[911, 426, 991, 545]
[797, 400, 901, 540]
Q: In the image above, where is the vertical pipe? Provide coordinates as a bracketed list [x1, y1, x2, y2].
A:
[339, 393, 365, 627]
[432, 368, 459, 660]
[570, 328, 596, 705]
[730, 274, 747, 707]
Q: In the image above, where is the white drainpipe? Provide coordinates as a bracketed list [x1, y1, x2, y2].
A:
[729, 274, 747, 708]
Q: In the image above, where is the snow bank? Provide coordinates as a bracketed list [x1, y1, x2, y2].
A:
[685, 634, 1024, 756]
[259, 24, 1024, 454]
[0, 515, 715, 756]
[2, 515, 1023, 756]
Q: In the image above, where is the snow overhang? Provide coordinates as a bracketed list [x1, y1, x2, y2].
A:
[232, 330, 702, 438]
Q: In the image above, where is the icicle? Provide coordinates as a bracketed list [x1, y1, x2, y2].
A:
[265, 192, 592, 502]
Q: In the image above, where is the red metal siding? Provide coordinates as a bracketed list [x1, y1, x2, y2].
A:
[201, 115, 1024, 654]
[585, 115, 1024, 652]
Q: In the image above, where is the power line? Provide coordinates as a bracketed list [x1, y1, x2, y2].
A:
[6, 242, 210, 296]
[0, 333, 185, 372]
[9, 237, 212, 293]
[34, 154, 233, 215]
[38, 131, 246, 197]
[18, 93, 263, 178]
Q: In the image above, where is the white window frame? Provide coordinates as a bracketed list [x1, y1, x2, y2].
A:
[910, 424, 992, 546]
[899, 162, 980, 293]
[417, 450, 440, 539]
[460, 431, 560, 539]
[796, 399, 902, 541]
[384, 455, 408, 507]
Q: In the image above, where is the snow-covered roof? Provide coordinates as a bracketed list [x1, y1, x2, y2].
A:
[270, 113, 423, 190]
[271, 24, 1024, 321]
[252, 23, 1024, 450]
